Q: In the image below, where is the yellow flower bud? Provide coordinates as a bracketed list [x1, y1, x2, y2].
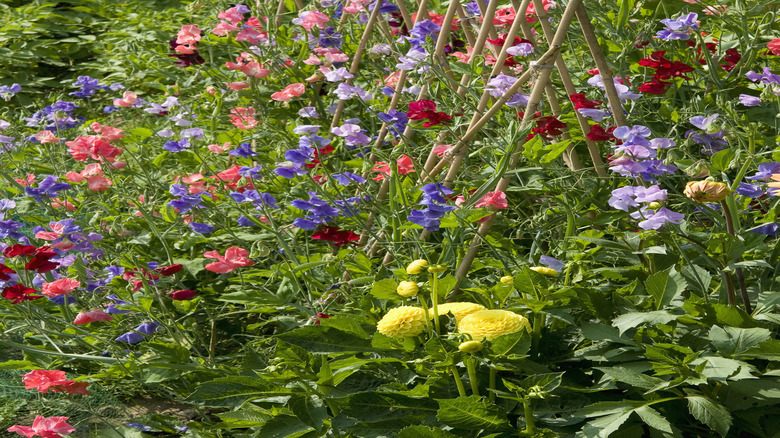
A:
[530, 266, 558, 276]
[406, 259, 428, 275]
[683, 180, 731, 203]
[500, 276, 514, 285]
[397, 281, 419, 297]
[436, 302, 486, 323]
[647, 201, 662, 210]
[376, 306, 426, 338]
[427, 265, 447, 274]
[458, 340, 483, 353]
[458, 309, 531, 341]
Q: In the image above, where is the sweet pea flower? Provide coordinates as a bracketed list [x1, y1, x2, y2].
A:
[738, 94, 761, 106]
[271, 83, 305, 101]
[73, 310, 114, 324]
[204, 246, 254, 273]
[8, 417, 76, 437]
[474, 191, 508, 210]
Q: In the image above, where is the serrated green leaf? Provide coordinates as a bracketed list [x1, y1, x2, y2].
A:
[646, 267, 686, 310]
[187, 377, 292, 406]
[595, 366, 664, 390]
[276, 326, 382, 354]
[687, 396, 731, 437]
[709, 326, 771, 356]
[436, 395, 512, 431]
[288, 395, 328, 432]
[398, 426, 457, 438]
[635, 406, 673, 434]
[612, 310, 679, 335]
[371, 278, 400, 300]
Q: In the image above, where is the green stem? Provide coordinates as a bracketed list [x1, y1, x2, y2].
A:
[720, 200, 752, 313]
[452, 365, 468, 397]
[489, 367, 497, 402]
[532, 313, 544, 359]
[418, 294, 432, 337]
[465, 355, 480, 396]
[523, 399, 536, 435]
[431, 273, 441, 335]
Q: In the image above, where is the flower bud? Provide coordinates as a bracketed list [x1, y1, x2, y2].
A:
[684, 180, 731, 203]
[685, 160, 711, 178]
[406, 259, 428, 274]
[396, 281, 419, 297]
[500, 276, 514, 285]
[529, 266, 558, 276]
[458, 340, 483, 353]
[647, 201, 662, 210]
[427, 265, 446, 274]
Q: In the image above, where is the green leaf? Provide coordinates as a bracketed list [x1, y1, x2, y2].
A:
[646, 267, 686, 310]
[187, 377, 292, 406]
[612, 310, 679, 335]
[260, 415, 315, 438]
[709, 326, 771, 356]
[687, 396, 731, 437]
[634, 406, 674, 434]
[595, 366, 664, 391]
[711, 148, 735, 172]
[288, 395, 328, 432]
[337, 392, 438, 423]
[276, 326, 382, 354]
[398, 426, 457, 438]
[490, 330, 532, 357]
[218, 289, 284, 306]
[436, 395, 513, 431]
[371, 278, 399, 300]
[615, 0, 635, 28]
[741, 339, 780, 360]
[217, 409, 271, 427]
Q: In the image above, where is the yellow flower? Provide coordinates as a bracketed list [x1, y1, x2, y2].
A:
[684, 180, 731, 203]
[458, 309, 530, 341]
[500, 276, 514, 285]
[427, 265, 447, 274]
[436, 302, 486, 323]
[397, 281, 419, 298]
[768, 174, 780, 193]
[406, 259, 428, 275]
[458, 340, 483, 353]
[530, 266, 558, 276]
[376, 306, 426, 338]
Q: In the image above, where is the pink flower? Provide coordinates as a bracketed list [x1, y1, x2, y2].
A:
[212, 21, 238, 36]
[66, 135, 123, 162]
[113, 91, 137, 107]
[768, 39, 780, 56]
[64, 172, 83, 183]
[298, 11, 330, 30]
[22, 370, 67, 392]
[35, 131, 59, 144]
[303, 53, 322, 65]
[204, 246, 254, 273]
[86, 176, 113, 191]
[41, 278, 80, 297]
[73, 310, 114, 324]
[227, 82, 250, 90]
[176, 25, 201, 45]
[207, 142, 231, 154]
[432, 144, 453, 157]
[270, 83, 305, 101]
[218, 7, 245, 25]
[90, 122, 124, 140]
[372, 155, 416, 180]
[236, 28, 267, 44]
[475, 191, 508, 210]
[8, 416, 76, 438]
[229, 107, 259, 130]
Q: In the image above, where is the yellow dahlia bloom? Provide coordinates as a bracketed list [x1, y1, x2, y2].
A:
[436, 302, 486, 323]
[768, 174, 780, 193]
[530, 266, 558, 276]
[458, 340, 483, 353]
[684, 180, 731, 203]
[500, 276, 514, 285]
[406, 259, 428, 275]
[397, 281, 419, 298]
[458, 309, 530, 341]
[376, 306, 426, 338]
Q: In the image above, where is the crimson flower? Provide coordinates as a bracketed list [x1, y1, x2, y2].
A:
[406, 100, 452, 127]
[2, 284, 41, 304]
[586, 124, 616, 141]
[24, 246, 59, 273]
[721, 48, 741, 71]
[532, 116, 567, 140]
[156, 264, 183, 276]
[569, 93, 602, 109]
[171, 289, 197, 300]
[3, 244, 36, 258]
[638, 76, 673, 94]
[311, 226, 360, 247]
[639, 51, 694, 79]
[0, 263, 15, 281]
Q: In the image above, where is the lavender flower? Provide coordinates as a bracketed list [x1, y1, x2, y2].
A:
[0, 83, 21, 101]
[656, 13, 698, 41]
[738, 94, 761, 107]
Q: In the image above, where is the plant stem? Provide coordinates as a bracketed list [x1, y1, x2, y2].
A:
[720, 200, 752, 313]
[465, 355, 480, 396]
[523, 399, 536, 435]
[431, 272, 441, 335]
[452, 365, 468, 397]
[532, 312, 544, 359]
[489, 367, 497, 402]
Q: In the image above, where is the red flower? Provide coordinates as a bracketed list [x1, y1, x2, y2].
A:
[311, 226, 360, 247]
[304, 144, 334, 169]
[73, 310, 114, 325]
[586, 124, 616, 141]
[22, 369, 91, 395]
[157, 264, 183, 276]
[24, 247, 59, 274]
[204, 246, 254, 273]
[721, 48, 741, 71]
[638, 76, 672, 94]
[406, 100, 452, 127]
[639, 51, 694, 79]
[2, 284, 41, 304]
[569, 93, 602, 110]
[171, 289, 197, 300]
[314, 312, 330, 325]
[3, 244, 36, 258]
[0, 263, 16, 281]
[532, 116, 567, 140]
[768, 38, 780, 56]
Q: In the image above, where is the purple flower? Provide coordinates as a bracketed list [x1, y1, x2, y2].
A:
[164, 138, 190, 152]
[136, 322, 161, 335]
[649, 138, 675, 149]
[24, 175, 71, 203]
[690, 114, 719, 131]
[334, 83, 373, 101]
[298, 107, 318, 118]
[115, 332, 145, 344]
[230, 143, 258, 158]
[408, 20, 441, 47]
[420, 183, 454, 203]
[274, 162, 308, 178]
[747, 162, 780, 181]
[407, 209, 444, 231]
[751, 223, 778, 236]
[190, 222, 215, 234]
[539, 255, 565, 273]
[613, 125, 652, 146]
[506, 43, 534, 57]
[609, 186, 640, 211]
[325, 67, 354, 82]
[285, 145, 315, 165]
[739, 94, 761, 107]
[0, 83, 22, 101]
[126, 423, 153, 432]
[332, 172, 367, 185]
[181, 128, 204, 139]
[745, 67, 780, 85]
[396, 48, 427, 70]
[656, 13, 698, 41]
[378, 109, 408, 136]
[293, 125, 321, 135]
[238, 165, 263, 179]
[0, 199, 16, 210]
[578, 108, 609, 122]
[317, 27, 342, 48]
[635, 185, 667, 203]
[331, 123, 371, 146]
[735, 182, 764, 198]
[633, 207, 685, 230]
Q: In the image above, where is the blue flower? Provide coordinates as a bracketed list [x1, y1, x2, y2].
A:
[230, 143, 259, 157]
[24, 175, 71, 203]
[136, 322, 161, 335]
[164, 138, 190, 152]
[189, 222, 215, 234]
[332, 172, 367, 186]
[115, 332, 145, 344]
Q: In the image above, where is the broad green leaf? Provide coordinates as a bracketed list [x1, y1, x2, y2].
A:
[709, 326, 771, 356]
[259, 415, 315, 438]
[436, 395, 513, 431]
[612, 310, 679, 335]
[635, 406, 674, 434]
[276, 326, 381, 354]
[337, 392, 438, 423]
[288, 395, 328, 432]
[741, 339, 780, 360]
[217, 409, 271, 427]
[690, 356, 756, 381]
[490, 329, 532, 357]
[218, 289, 284, 306]
[398, 426, 457, 438]
[595, 366, 664, 391]
[371, 278, 399, 300]
[710, 148, 735, 172]
[687, 396, 731, 437]
[646, 267, 686, 310]
[187, 377, 292, 406]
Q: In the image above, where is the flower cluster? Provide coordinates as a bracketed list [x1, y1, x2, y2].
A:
[407, 183, 457, 232]
[22, 369, 90, 395]
[608, 125, 677, 181]
[638, 51, 694, 95]
[609, 185, 684, 230]
[686, 114, 727, 155]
